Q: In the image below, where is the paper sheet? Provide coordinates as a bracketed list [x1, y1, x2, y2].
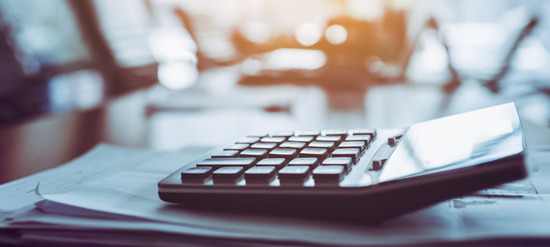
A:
[0, 144, 159, 211]
[37, 146, 550, 246]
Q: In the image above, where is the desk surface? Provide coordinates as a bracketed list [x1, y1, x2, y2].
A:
[1, 69, 549, 184]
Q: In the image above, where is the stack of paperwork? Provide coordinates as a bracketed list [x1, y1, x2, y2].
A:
[2, 144, 550, 246]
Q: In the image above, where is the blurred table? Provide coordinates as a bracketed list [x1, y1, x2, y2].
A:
[2, 67, 549, 184]
[0, 88, 151, 184]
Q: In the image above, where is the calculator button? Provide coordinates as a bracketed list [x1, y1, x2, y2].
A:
[349, 129, 377, 138]
[278, 166, 310, 179]
[339, 141, 366, 151]
[245, 166, 277, 180]
[308, 141, 335, 151]
[235, 137, 260, 144]
[261, 137, 286, 143]
[271, 131, 294, 137]
[240, 149, 268, 159]
[316, 136, 341, 143]
[388, 134, 403, 146]
[345, 135, 372, 144]
[300, 148, 328, 159]
[331, 148, 360, 160]
[250, 142, 278, 150]
[211, 150, 239, 158]
[295, 130, 320, 137]
[371, 144, 394, 170]
[257, 158, 287, 169]
[321, 129, 348, 137]
[288, 136, 314, 143]
[181, 167, 213, 179]
[247, 133, 268, 138]
[322, 157, 352, 170]
[279, 142, 306, 150]
[313, 166, 345, 181]
[223, 144, 249, 151]
[269, 148, 298, 159]
[288, 157, 319, 168]
[388, 137, 397, 146]
[212, 167, 244, 179]
[371, 159, 387, 170]
[196, 158, 256, 169]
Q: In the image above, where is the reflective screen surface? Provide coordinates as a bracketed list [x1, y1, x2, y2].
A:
[378, 103, 524, 183]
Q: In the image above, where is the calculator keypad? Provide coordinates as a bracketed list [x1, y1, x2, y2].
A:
[182, 129, 381, 186]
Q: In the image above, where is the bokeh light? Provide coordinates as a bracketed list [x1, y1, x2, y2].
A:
[239, 20, 271, 44]
[158, 61, 198, 90]
[325, 24, 348, 45]
[294, 22, 323, 47]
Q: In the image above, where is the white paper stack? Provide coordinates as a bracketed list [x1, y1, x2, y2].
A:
[2, 144, 550, 246]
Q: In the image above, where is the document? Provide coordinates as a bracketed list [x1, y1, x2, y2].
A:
[38, 146, 550, 246]
[0, 144, 158, 211]
[2, 143, 550, 246]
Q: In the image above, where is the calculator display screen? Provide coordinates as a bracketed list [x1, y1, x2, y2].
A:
[378, 103, 524, 183]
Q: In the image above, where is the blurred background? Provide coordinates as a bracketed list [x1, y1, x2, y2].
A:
[2, 0, 550, 183]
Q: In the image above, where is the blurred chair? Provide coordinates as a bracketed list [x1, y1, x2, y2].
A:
[173, 4, 426, 90]
[0, 0, 160, 127]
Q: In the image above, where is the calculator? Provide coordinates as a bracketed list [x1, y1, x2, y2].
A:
[158, 103, 527, 223]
